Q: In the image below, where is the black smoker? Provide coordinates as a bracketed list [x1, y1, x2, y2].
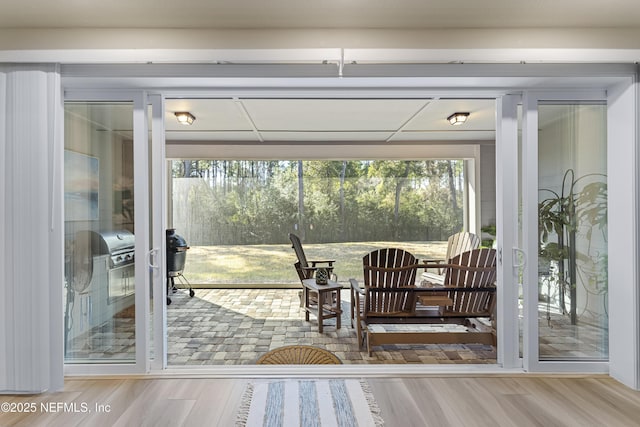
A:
[166, 229, 194, 305]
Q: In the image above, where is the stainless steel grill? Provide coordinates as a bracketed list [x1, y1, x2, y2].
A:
[68, 229, 136, 310]
[76, 229, 135, 268]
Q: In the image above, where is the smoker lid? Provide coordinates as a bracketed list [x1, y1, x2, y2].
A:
[166, 229, 188, 250]
[76, 229, 135, 255]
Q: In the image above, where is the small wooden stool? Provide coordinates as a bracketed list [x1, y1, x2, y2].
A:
[301, 279, 342, 333]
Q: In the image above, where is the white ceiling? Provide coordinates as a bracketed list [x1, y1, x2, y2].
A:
[164, 98, 496, 143]
[1, 0, 639, 29]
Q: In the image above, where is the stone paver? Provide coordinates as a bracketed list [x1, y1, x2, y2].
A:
[68, 288, 604, 365]
[166, 288, 497, 365]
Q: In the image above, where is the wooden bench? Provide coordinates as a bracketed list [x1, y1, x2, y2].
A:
[364, 323, 494, 356]
[350, 248, 497, 355]
[352, 284, 496, 355]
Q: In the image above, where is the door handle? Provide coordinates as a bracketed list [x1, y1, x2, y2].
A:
[513, 248, 526, 269]
[147, 248, 160, 271]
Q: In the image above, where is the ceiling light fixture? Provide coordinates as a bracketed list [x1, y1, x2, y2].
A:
[447, 112, 470, 126]
[175, 112, 195, 125]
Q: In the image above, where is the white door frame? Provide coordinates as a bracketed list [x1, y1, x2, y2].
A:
[520, 90, 619, 374]
[149, 93, 168, 371]
[495, 94, 521, 369]
[59, 66, 638, 388]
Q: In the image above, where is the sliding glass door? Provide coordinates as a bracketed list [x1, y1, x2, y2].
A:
[63, 92, 153, 373]
[520, 93, 609, 371]
[61, 91, 612, 373]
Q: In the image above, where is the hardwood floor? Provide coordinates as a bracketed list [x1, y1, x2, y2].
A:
[1, 375, 639, 426]
[368, 376, 640, 427]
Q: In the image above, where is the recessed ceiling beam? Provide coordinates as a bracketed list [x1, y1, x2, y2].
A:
[234, 98, 264, 142]
[386, 100, 433, 142]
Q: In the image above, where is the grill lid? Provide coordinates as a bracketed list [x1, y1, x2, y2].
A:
[75, 230, 135, 268]
[85, 230, 135, 255]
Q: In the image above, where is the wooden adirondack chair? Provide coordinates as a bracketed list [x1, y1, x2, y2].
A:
[289, 233, 335, 282]
[418, 248, 497, 324]
[289, 233, 336, 307]
[422, 231, 481, 285]
[350, 248, 418, 348]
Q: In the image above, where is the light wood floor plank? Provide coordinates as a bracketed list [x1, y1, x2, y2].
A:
[2, 375, 640, 427]
[541, 377, 640, 427]
[367, 379, 431, 427]
[527, 378, 600, 426]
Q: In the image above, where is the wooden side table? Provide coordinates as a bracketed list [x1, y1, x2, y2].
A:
[301, 279, 342, 333]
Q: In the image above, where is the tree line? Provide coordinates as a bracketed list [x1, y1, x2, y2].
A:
[171, 160, 464, 245]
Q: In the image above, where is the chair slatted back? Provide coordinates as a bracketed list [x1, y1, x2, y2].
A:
[446, 232, 481, 262]
[363, 248, 417, 317]
[289, 233, 308, 268]
[289, 233, 313, 282]
[443, 248, 497, 315]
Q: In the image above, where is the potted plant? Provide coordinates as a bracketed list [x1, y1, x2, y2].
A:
[538, 169, 607, 324]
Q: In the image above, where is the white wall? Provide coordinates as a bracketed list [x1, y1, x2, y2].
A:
[3, 28, 640, 51]
[607, 77, 640, 390]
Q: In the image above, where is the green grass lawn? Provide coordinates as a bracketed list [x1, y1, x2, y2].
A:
[182, 241, 448, 286]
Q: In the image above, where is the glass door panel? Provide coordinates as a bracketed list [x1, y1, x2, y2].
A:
[64, 102, 136, 363]
[517, 103, 524, 361]
[537, 102, 608, 361]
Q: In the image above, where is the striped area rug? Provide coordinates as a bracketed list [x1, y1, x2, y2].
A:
[236, 379, 384, 427]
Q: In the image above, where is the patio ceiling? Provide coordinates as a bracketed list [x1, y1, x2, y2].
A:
[69, 97, 584, 146]
[164, 98, 496, 144]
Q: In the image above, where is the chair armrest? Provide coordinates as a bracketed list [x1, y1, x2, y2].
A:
[417, 285, 497, 293]
[302, 265, 338, 281]
[349, 278, 364, 295]
[309, 260, 335, 267]
[349, 279, 364, 325]
[435, 263, 496, 273]
[349, 278, 366, 335]
[302, 265, 334, 272]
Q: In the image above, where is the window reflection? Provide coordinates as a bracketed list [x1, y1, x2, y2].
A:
[64, 102, 136, 363]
